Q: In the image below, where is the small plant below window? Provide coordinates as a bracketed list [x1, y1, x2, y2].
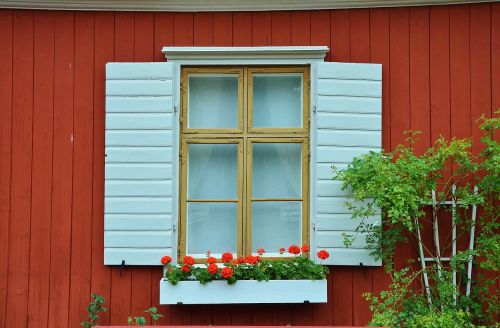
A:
[162, 245, 329, 285]
[80, 294, 107, 328]
[144, 307, 163, 325]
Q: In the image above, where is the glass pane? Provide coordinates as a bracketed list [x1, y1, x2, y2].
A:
[252, 74, 302, 128]
[252, 201, 301, 252]
[188, 75, 239, 129]
[188, 143, 238, 200]
[187, 202, 237, 255]
[252, 143, 301, 198]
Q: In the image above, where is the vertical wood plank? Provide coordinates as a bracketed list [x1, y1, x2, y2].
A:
[194, 12, 214, 46]
[0, 9, 13, 328]
[47, 11, 74, 328]
[233, 12, 252, 46]
[450, 5, 471, 142]
[331, 10, 350, 62]
[152, 268, 171, 325]
[332, 267, 353, 326]
[410, 7, 431, 152]
[350, 9, 370, 62]
[389, 8, 413, 274]
[27, 11, 54, 328]
[252, 12, 272, 46]
[493, 4, 500, 113]
[291, 11, 311, 47]
[310, 11, 329, 60]
[153, 12, 174, 62]
[134, 12, 155, 62]
[470, 3, 491, 154]
[174, 13, 193, 46]
[115, 12, 135, 60]
[349, 9, 374, 325]
[430, 6, 451, 147]
[109, 11, 134, 326]
[68, 12, 94, 327]
[369, 7, 392, 305]
[214, 12, 233, 46]
[91, 11, 114, 326]
[5, 10, 34, 328]
[271, 11, 291, 45]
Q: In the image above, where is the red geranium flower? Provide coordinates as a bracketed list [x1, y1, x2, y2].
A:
[301, 245, 310, 253]
[160, 255, 172, 265]
[245, 256, 260, 265]
[207, 263, 218, 275]
[279, 247, 286, 254]
[221, 267, 233, 279]
[317, 250, 330, 260]
[256, 248, 265, 255]
[181, 265, 191, 273]
[183, 256, 195, 266]
[207, 256, 217, 264]
[236, 257, 246, 264]
[288, 245, 301, 255]
[221, 252, 233, 263]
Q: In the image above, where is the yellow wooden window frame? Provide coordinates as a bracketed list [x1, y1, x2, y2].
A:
[179, 66, 310, 261]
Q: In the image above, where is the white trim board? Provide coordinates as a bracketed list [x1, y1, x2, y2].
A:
[0, 0, 491, 11]
[162, 46, 329, 65]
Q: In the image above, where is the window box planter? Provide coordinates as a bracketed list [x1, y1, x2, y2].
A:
[159, 279, 327, 304]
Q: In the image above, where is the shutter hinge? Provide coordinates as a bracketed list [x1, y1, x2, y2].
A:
[172, 224, 177, 232]
[174, 105, 178, 113]
[312, 223, 316, 232]
[312, 104, 317, 114]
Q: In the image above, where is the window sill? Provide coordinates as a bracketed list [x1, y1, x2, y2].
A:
[159, 279, 327, 304]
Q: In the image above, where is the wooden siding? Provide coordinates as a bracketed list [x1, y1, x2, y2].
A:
[0, 4, 497, 327]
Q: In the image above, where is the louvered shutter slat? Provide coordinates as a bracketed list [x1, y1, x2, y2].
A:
[314, 62, 382, 266]
[104, 62, 175, 266]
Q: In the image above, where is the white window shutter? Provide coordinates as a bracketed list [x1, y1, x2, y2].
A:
[314, 62, 382, 266]
[104, 62, 175, 265]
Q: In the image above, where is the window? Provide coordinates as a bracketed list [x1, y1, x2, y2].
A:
[179, 66, 310, 261]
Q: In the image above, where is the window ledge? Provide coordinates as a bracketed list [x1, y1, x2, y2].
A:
[162, 46, 329, 65]
[159, 279, 327, 304]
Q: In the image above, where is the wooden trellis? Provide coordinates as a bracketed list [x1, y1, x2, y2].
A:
[414, 185, 478, 306]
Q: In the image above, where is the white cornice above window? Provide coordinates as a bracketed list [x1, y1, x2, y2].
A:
[162, 46, 329, 65]
[0, 0, 489, 11]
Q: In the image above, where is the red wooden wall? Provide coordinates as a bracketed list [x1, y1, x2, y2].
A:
[0, 3, 498, 327]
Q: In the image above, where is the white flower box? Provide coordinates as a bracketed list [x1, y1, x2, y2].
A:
[159, 279, 327, 304]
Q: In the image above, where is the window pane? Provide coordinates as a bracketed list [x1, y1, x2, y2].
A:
[252, 201, 301, 252]
[188, 143, 238, 200]
[252, 74, 302, 128]
[252, 143, 301, 198]
[188, 75, 239, 129]
[187, 202, 237, 255]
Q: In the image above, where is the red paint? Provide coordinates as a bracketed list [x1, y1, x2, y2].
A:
[0, 5, 496, 327]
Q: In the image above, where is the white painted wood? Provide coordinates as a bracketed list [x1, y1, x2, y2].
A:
[318, 95, 381, 114]
[316, 213, 379, 231]
[105, 164, 172, 180]
[105, 180, 172, 196]
[105, 62, 175, 265]
[105, 146, 173, 163]
[163, 46, 329, 63]
[106, 130, 173, 146]
[106, 80, 173, 96]
[106, 62, 174, 80]
[106, 96, 173, 113]
[317, 112, 381, 131]
[314, 62, 382, 266]
[159, 279, 327, 304]
[0, 0, 488, 12]
[105, 197, 172, 214]
[106, 113, 173, 129]
[105, 214, 172, 230]
[319, 248, 380, 266]
[105, 248, 172, 266]
[105, 231, 172, 248]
